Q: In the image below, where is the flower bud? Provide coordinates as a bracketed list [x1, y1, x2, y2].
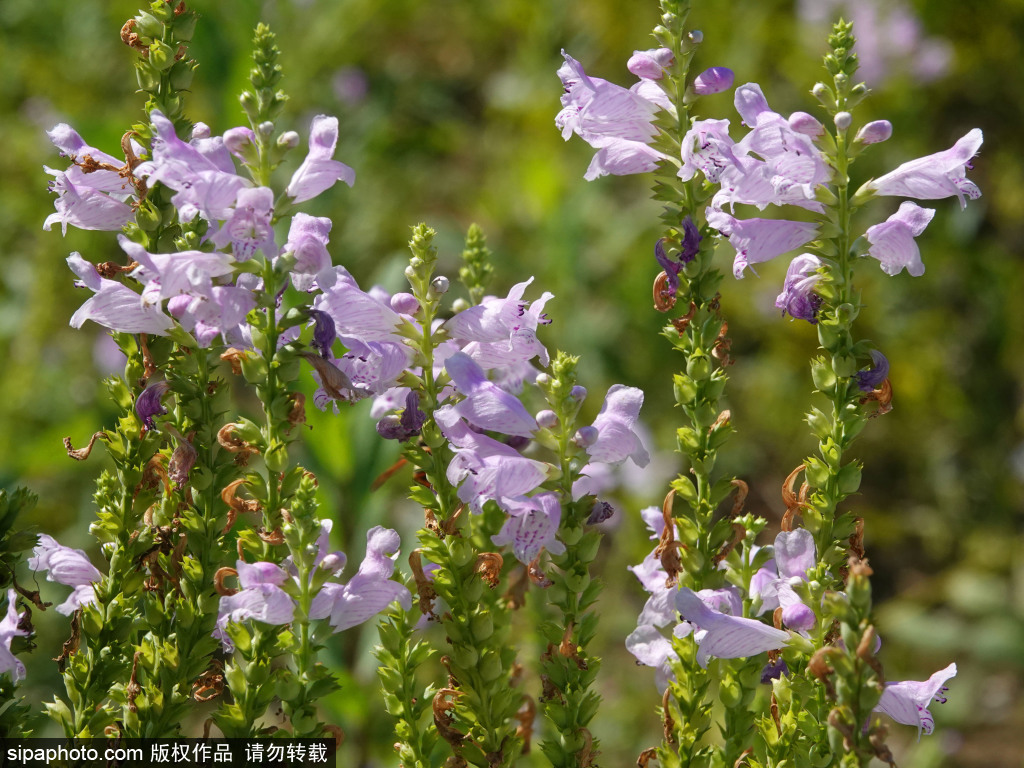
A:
[535, 410, 559, 429]
[692, 66, 735, 96]
[258, 121, 275, 138]
[569, 385, 587, 402]
[390, 292, 420, 315]
[319, 552, 345, 574]
[811, 83, 835, 108]
[627, 48, 674, 80]
[833, 111, 852, 131]
[190, 122, 211, 140]
[573, 426, 599, 448]
[277, 130, 300, 149]
[688, 30, 704, 44]
[854, 120, 892, 145]
[788, 111, 824, 137]
[535, 373, 551, 388]
[430, 275, 449, 294]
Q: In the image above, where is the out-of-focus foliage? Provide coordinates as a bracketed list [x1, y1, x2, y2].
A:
[0, 0, 1021, 764]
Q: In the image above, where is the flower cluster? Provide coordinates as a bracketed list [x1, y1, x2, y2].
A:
[46, 111, 355, 348]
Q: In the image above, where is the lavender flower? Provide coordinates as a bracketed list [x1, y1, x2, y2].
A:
[751, 529, 818, 632]
[28, 534, 102, 615]
[66, 254, 173, 336]
[875, 663, 956, 737]
[283, 213, 333, 292]
[855, 120, 893, 145]
[0, 590, 27, 682]
[692, 67, 735, 96]
[626, 48, 674, 80]
[213, 561, 295, 651]
[706, 210, 819, 278]
[285, 115, 356, 203]
[863, 129, 983, 208]
[675, 586, 792, 668]
[865, 201, 936, 276]
[309, 526, 411, 632]
[491, 493, 566, 564]
[582, 384, 649, 467]
[775, 254, 824, 322]
[446, 351, 538, 437]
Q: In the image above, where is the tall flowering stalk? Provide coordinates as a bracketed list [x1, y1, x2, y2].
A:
[558, 1, 977, 765]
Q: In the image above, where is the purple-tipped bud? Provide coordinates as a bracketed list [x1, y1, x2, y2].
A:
[191, 123, 212, 140]
[855, 120, 893, 145]
[223, 127, 256, 158]
[688, 30, 704, 44]
[536, 409, 559, 429]
[855, 350, 890, 392]
[781, 602, 816, 631]
[136, 381, 171, 432]
[692, 67, 735, 96]
[587, 500, 615, 525]
[788, 111, 825, 138]
[574, 426, 599, 448]
[834, 111, 853, 131]
[569, 385, 587, 403]
[627, 47, 675, 80]
[760, 657, 789, 684]
[308, 309, 337, 359]
[390, 292, 420, 315]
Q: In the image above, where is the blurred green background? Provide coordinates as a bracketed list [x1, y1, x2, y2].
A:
[1, 0, 1022, 764]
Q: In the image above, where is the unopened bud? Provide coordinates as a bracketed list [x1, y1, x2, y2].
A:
[692, 66, 735, 96]
[258, 121, 274, 138]
[574, 426, 599, 448]
[627, 48, 674, 80]
[788, 111, 824, 138]
[535, 410, 559, 429]
[430, 276, 449, 294]
[688, 30, 704, 44]
[854, 120, 892, 145]
[277, 130, 300, 149]
[190, 122, 211, 140]
[569, 385, 587, 402]
[319, 553, 346, 574]
[833, 111, 852, 131]
[223, 127, 255, 157]
[535, 373, 551, 388]
[390, 292, 420, 314]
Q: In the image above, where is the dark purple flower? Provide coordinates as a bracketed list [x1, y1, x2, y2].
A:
[136, 381, 171, 432]
[376, 390, 427, 442]
[587, 500, 615, 525]
[855, 350, 890, 392]
[760, 657, 789, 684]
[655, 238, 682, 295]
[308, 309, 337, 359]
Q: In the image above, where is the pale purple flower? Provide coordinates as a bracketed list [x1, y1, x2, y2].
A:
[309, 526, 411, 632]
[315, 278, 405, 344]
[445, 278, 553, 370]
[678, 118, 737, 183]
[213, 560, 295, 650]
[864, 129, 982, 208]
[752, 529, 817, 632]
[43, 172, 134, 234]
[120, 236, 235, 306]
[222, 126, 256, 159]
[875, 663, 956, 737]
[556, 51, 670, 180]
[491, 493, 566, 564]
[311, 340, 410, 411]
[676, 586, 791, 667]
[776, 254, 824, 322]
[137, 111, 249, 224]
[583, 385, 649, 467]
[208, 186, 277, 261]
[625, 621, 693, 693]
[855, 120, 893, 145]
[446, 352, 537, 437]
[0, 590, 27, 682]
[435, 406, 549, 513]
[285, 115, 356, 203]
[865, 201, 936, 277]
[855, 350, 890, 392]
[706, 209, 819, 278]
[692, 67, 735, 96]
[28, 534, 102, 615]
[284, 214, 333, 292]
[67, 253, 173, 336]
